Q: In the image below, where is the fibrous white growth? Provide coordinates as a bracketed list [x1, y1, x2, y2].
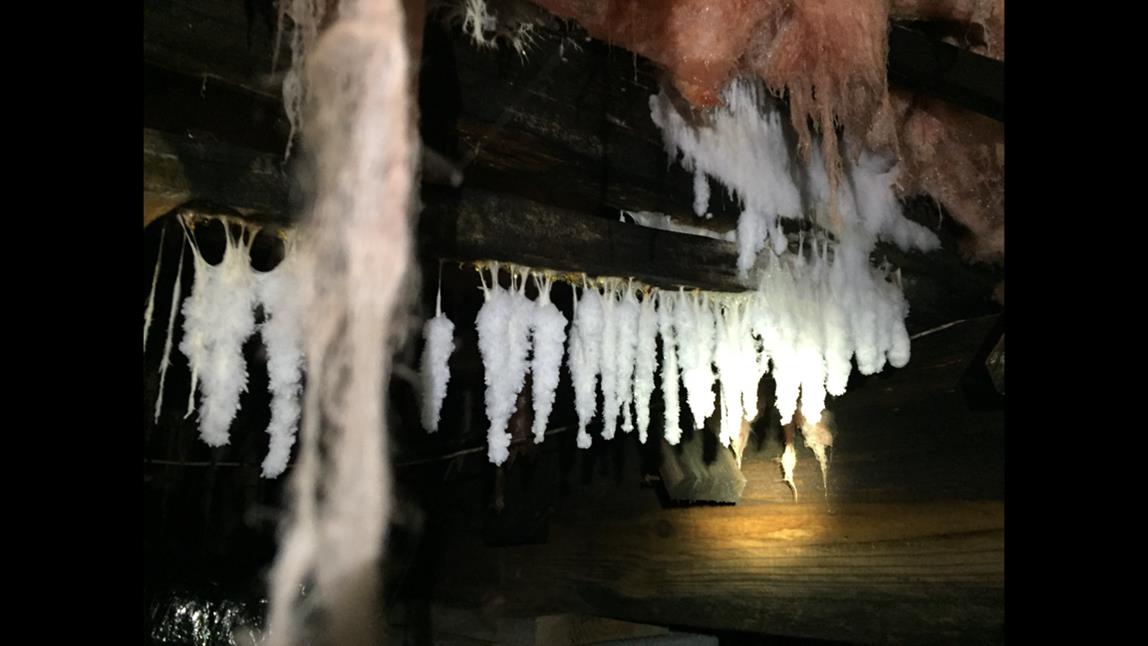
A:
[419, 271, 455, 434]
[651, 78, 940, 278]
[657, 290, 683, 445]
[475, 263, 529, 465]
[633, 291, 658, 444]
[530, 273, 567, 443]
[650, 80, 801, 277]
[153, 238, 186, 424]
[461, 241, 911, 478]
[615, 284, 640, 435]
[598, 282, 620, 440]
[780, 439, 798, 502]
[568, 280, 604, 449]
[675, 290, 717, 429]
[256, 242, 305, 478]
[461, 0, 496, 48]
[713, 297, 758, 447]
[179, 218, 259, 447]
[144, 226, 165, 352]
[801, 412, 835, 495]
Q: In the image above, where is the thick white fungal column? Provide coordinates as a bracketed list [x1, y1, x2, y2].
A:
[179, 217, 259, 447]
[598, 281, 620, 440]
[632, 291, 659, 444]
[530, 273, 568, 443]
[475, 263, 519, 465]
[257, 240, 306, 478]
[419, 270, 455, 434]
[657, 290, 683, 445]
[615, 283, 640, 435]
[567, 279, 604, 449]
[675, 290, 717, 429]
[714, 296, 759, 447]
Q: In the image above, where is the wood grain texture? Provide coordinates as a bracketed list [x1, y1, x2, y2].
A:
[143, 128, 289, 228]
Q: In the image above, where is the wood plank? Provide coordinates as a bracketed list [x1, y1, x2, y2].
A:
[141, 121, 1000, 331]
[419, 187, 751, 292]
[433, 498, 1002, 644]
[143, 128, 291, 228]
[143, 0, 286, 98]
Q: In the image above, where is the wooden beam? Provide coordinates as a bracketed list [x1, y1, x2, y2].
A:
[434, 498, 1002, 643]
[419, 187, 750, 292]
[888, 24, 1004, 122]
[838, 314, 1001, 414]
[143, 128, 290, 228]
[140, 121, 998, 332]
[143, 0, 286, 99]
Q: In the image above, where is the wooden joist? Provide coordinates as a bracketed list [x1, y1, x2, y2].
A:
[419, 187, 750, 292]
[141, 117, 998, 330]
[143, 128, 291, 228]
[435, 499, 1003, 643]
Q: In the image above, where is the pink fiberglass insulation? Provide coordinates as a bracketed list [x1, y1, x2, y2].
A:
[529, 0, 778, 107]
[529, 0, 1004, 261]
[893, 91, 1004, 262]
[531, 0, 895, 233]
[890, 0, 1004, 60]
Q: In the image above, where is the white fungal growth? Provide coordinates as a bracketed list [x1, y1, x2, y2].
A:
[419, 272, 455, 434]
[598, 282, 620, 440]
[178, 217, 259, 447]
[780, 439, 798, 502]
[154, 238, 186, 423]
[475, 263, 528, 465]
[675, 290, 717, 429]
[801, 413, 835, 495]
[693, 169, 710, 217]
[530, 273, 568, 443]
[256, 244, 306, 478]
[650, 77, 940, 278]
[567, 280, 604, 449]
[455, 241, 915, 472]
[657, 290, 683, 445]
[633, 291, 659, 444]
[650, 80, 801, 277]
[822, 250, 853, 397]
[713, 297, 759, 447]
[886, 270, 912, 369]
[615, 284, 640, 435]
[144, 226, 165, 351]
[795, 247, 828, 425]
[461, 0, 495, 48]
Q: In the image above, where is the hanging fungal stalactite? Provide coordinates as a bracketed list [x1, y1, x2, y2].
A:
[420, 269, 456, 434]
